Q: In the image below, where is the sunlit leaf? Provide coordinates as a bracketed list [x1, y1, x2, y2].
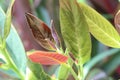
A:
[114, 10, 120, 34]
[79, 3, 120, 48]
[60, 0, 91, 64]
[27, 51, 68, 65]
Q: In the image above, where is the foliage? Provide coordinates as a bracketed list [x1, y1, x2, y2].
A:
[0, 0, 120, 80]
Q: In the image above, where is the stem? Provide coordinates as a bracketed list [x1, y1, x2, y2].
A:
[69, 64, 78, 80]
[77, 60, 84, 80]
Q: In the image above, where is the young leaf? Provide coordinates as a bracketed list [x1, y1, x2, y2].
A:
[50, 20, 61, 49]
[26, 13, 56, 50]
[3, 0, 15, 39]
[60, 0, 91, 64]
[27, 51, 68, 65]
[79, 3, 120, 48]
[114, 10, 120, 34]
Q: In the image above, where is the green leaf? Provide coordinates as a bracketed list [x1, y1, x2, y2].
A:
[4, 0, 15, 39]
[85, 68, 110, 80]
[58, 64, 70, 80]
[0, 7, 27, 73]
[84, 49, 120, 78]
[27, 60, 52, 80]
[77, 0, 86, 3]
[102, 51, 120, 75]
[0, 69, 19, 79]
[60, 0, 91, 64]
[79, 3, 120, 48]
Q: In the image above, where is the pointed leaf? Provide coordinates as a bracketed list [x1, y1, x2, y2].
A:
[26, 13, 55, 50]
[60, 0, 91, 64]
[28, 51, 68, 65]
[50, 20, 61, 49]
[79, 3, 120, 48]
[4, 0, 15, 39]
[114, 10, 120, 34]
[0, 7, 27, 73]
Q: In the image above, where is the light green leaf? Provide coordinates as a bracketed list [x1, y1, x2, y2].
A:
[79, 3, 120, 48]
[60, 0, 91, 64]
[58, 64, 70, 80]
[4, 0, 15, 39]
[27, 60, 51, 80]
[77, 0, 86, 3]
[0, 7, 27, 73]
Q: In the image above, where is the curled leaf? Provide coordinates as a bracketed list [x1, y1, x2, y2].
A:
[27, 51, 68, 65]
[26, 13, 55, 50]
[114, 10, 120, 34]
[50, 20, 61, 49]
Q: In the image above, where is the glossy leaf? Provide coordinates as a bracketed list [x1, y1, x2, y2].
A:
[114, 10, 120, 34]
[60, 0, 91, 64]
[26, 13, 55, 50]
[27, 60, 51, 80]
[0, 7, 27, 73]
[79, 3, 120, 48]
[28, 51, 68, 65]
